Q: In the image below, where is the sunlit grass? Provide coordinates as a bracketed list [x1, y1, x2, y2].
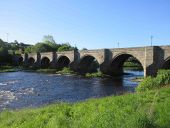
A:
[56, 67, 75, 75]
[85, 71, 105, 78]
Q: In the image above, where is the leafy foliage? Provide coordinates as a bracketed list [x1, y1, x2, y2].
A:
[156, 70, 170, 85]
[31, 43, 54, 53]
[0, 36, 76, 64]
[136, 76, 160, 92]
[136, 70, 170, 92]
[42, 35, 56, 44]
[0, 39, 12, 63]
[85, 71, 104, 78]
[57, 67, 75, 74]
[58, 43, 75, 52]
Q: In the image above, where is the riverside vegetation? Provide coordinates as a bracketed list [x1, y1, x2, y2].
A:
[0, 65, 105, 78]
[0, 66, 20, 72]
[0, 61, 139, 78]
[33, 68, 105, 78]
[0, 70, 170, 128]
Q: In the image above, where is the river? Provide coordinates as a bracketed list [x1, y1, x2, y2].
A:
[0, 70, 143, 110]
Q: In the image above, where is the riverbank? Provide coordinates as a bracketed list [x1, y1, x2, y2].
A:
[0, 65, 143, 78]
[23, 67, 77, 75]
[0, 85, 170, 128]
[0, 66, 116, 78]
[0, 66, 20, 73]
[25, 68, 106, 78]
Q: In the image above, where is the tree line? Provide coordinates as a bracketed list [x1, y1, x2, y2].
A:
[0, 35, 77, 64]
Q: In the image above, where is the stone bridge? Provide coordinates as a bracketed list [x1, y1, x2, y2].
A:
[18, 45, 170, 77]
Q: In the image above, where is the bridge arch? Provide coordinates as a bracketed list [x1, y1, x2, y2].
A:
[110, 53, 143, 75]
[161, 57, 170, 69]
[19, 56, 23, 61]
[78, 55, 100, 73]
[18, 57, 24, 65]
[56, 55, 70, 69]
[41, 57, 50, 68]
[28, 57, 35, 67]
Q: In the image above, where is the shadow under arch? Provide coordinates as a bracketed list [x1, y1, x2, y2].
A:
[18, 56, 23, 65]
[41, 57, 50, 68]
[56, 56, 70, 69]
[77, 55, 99, 74]
[161, 57, 170, 69]
[28, 57, 35, 67]
[110, 53, 144, 76]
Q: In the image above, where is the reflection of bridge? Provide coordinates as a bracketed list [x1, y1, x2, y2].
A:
[18, 46, 170, 77]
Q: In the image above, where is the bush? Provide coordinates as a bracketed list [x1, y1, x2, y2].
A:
[36, 69, 58, 73]
[156, 70, 170, 85]
[57, 67, 75, 74]
[85, 71, 104, 78]
[136, 77, 160, 92]
[136, 70, 170, 92]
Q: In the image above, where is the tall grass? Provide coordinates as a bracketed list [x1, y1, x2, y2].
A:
[56, 67, 75, 74]
[85, 71, 104, 78]
[136, 70, 170, 92]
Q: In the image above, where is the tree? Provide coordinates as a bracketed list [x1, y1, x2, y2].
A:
[42, 35, 56, 44]
[57, 43, 74, 52]
[31, 43, 53, 53]
[0, 39, 11, 63]
[82, 48, 88, 50]
[0, 39, 8, 55]
[44, 41, 58, 51]
[24, 46, 32, 53]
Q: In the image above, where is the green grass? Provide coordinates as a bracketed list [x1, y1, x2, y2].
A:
[0, 86, 170, 128]
[123, 62, 142, 67]
[0, 66, 19, 72]
[85, 71, 105, 78]
[123, 62, 143, 70]
[56, 67, 75, 75]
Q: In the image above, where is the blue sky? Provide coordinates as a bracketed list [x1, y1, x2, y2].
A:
[0, 0, 170, 49]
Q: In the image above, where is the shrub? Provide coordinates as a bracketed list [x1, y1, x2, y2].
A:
[36, 69, 58, 73]
[136, 70, 170, 92]
[57, 67, 75, 74]
[136, 77, 160, 92]
[85, 71, 104, 78]
[156, 70, 170, 85]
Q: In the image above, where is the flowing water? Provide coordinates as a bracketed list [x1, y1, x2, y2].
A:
[0, 71, 143, 110]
